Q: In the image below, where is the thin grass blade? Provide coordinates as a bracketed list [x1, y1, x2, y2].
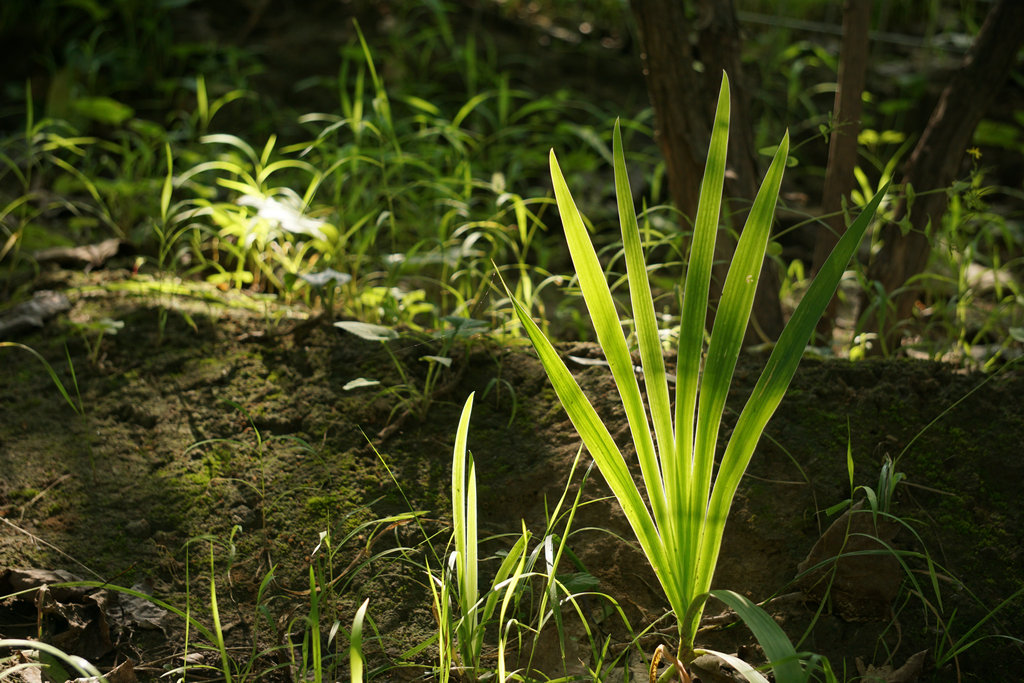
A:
[481, 531, 530, 624]
[504, 288, 668, 584]
[549, 149, 667, 531]
[613, 120, 673, 465]
[209, 543, 233, 683]
[711, 183, 889, 514]
[308, 566, 323, 683]
[670, 75, 731, 601]
[496, 524, 531, 682]
[425, 560, 451, 683]
[350, 598, 370, 683]
[0, 343, 82, 415]
[692, 132, 789, 525]
[674, 74, 731, 465]
[612, 117, 697, 617]
[451, 393, 479, 652]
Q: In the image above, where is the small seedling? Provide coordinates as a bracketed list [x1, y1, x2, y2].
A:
[66, 317, 123, 366]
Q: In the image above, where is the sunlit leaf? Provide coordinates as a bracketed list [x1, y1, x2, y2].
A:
[237, 195, 328, 240]
[705, 590, 804, 683]
[300, 268, 352, 288]
[334, 321, 397, 340]
[343, 378, 380, 390]
[71, 96, 134, 125]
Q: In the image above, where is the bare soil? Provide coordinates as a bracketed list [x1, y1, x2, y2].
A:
[1, 274, 1022, 682]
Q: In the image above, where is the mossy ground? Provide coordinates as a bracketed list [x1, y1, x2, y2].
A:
[1, 275, 1022, 680]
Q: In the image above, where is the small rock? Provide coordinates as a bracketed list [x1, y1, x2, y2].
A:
[230, 504, 255, 528]
[795, 501, 902, 621]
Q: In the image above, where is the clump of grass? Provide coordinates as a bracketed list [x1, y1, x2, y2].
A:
[506, 73, 887, 678]
[427, 393, 531, 681]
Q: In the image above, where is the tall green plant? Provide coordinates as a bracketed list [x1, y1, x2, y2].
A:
[505, 73, 887, 673]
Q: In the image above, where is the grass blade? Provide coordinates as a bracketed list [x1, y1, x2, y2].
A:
[505, 290, 667, 583]
[209, 542, 233, 683]
[613, 119, 673, 464]
[0, 342, 82, 415]
[350, 598, 370, 683]
[670, 76, 731, 607]
[707, 183, 890, 548]
[674, 74, 731, 466]
[481, 530, 530, 626]
[695, 184, 889, 619]
[549, 150, 667, 528]
[496, 524, 530, 682]
[689, 133, 790, 614]
[451, 393, 479, 666]
[308, 566, 323, 683]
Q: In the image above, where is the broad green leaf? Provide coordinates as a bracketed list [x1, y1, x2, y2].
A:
[705, 590, 805, 683]
[0, 639, 104, 680]
[71, 96, 134, 125]
[333, 320, 398, 341]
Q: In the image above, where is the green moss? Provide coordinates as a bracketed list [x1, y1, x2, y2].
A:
[42, 501, 64, 517]
[305, 494, 341, 516]
[8, 487, 42, 501]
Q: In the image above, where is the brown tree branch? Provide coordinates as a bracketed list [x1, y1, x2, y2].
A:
[812, 0, 872, 345]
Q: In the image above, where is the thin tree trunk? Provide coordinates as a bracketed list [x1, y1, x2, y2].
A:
[628, 0, 784, 342]
[858, 0, 1024, 354]
[812, 0, 871, 345]
[628, 0, 708, 221]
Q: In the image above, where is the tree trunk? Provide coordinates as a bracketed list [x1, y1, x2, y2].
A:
[858, 0, 1024, 354]
[812, 0, 872, 345]
[629, 0, 784, 342]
